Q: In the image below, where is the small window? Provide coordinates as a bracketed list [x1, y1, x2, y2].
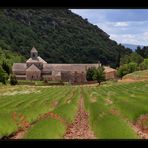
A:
[32, 53, 35, 57]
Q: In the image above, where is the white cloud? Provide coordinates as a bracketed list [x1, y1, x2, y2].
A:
[114, 22, 129, 27]
[70, 9, 148, 46]
[111, 34, 137, 44]
[110, 33, 148, 46]
[143, 32, 148, 40]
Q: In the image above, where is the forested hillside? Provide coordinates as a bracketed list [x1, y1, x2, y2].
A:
[0, 9, 132, 68]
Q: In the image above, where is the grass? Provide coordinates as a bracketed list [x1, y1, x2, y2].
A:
[82, 87, 139, 139]
[123, 70, 148, 80]
[17, 80, 65, 86]
[24, 118, 66, 139]
[24, 87, 80, 139]
[0, 85, 73, 137]
[0, 78, 148, 139]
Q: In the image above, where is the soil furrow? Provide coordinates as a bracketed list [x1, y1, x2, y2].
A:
[64, 97, 96, 139]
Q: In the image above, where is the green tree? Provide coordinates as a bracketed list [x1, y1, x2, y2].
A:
[0, 66, 8, 84]
[120, 55, 131, 65]
[10, 74, 18, 85]
[117, 64, 129, 79]
[117, 62, 138, 79]
[127, 62, 138, 73]
[120, 52, 143, 65]
[2, 60, 10, 75]
[136, 46, 148, 58]
[130, 52, 144, 64]
[92, 66, 105, 85]
[0, 9, 132, 68]
[139, 59, 148, 70]
[135, 46, 142, 56]
[86, 67, 96, 81]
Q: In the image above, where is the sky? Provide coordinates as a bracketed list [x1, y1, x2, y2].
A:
[70, 9, 148, 46]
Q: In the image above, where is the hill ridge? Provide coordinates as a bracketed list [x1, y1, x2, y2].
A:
[0, 9, 132, 68]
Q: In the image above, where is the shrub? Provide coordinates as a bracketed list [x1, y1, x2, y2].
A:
[43, 78, 48, 84]
[10, 74, 18, 85]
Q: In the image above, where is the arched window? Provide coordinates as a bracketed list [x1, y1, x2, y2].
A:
[32, 53, 35, 57]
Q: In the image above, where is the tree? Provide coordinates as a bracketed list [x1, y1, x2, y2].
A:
[127, 62, 138, 73]
[0, 9, 132, 68]
[117, 62, 138, 79]
[0, 66, 8, 84]
[130, 52, 144, 64]
[136, 46, 148, 58]
[139, 59, 148, 70]
[92, 66, 105, 85]
[86, 67, 96, 81]
[120, 52, 143, 65]
[10, 74, 18, 85]
[135, 46, 142, 56]
[2, 60, 10, 75]
[120, 55, 131, 65]
[117, 64, 129, 79]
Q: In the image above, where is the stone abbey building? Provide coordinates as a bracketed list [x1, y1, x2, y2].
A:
[12, 47, 116, 83]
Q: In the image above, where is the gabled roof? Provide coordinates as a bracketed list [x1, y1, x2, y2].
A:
[37, 56, 47, 63]
[12, 63, 26, 72]
[31, 46, 38, 53]
[47, 64, 99, 72]
[26, 56, 47, 63]
[26, 64, 41, 72]
[43, 64, 116, 73]
[42, 64, 52, 72]
[26, 58, 39, 63]
[104, 66, 116, 72]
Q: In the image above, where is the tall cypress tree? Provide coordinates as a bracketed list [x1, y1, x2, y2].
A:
[2, 61, 10, 75]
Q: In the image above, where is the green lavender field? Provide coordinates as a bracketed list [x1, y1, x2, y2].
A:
[0, 79, 148, 139]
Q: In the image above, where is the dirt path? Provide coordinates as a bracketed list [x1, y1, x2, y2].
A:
[9, 130, 27, 139]
[64, 97, 96, 139]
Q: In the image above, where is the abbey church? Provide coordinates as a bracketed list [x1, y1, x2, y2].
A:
[12, 47, 116, 83]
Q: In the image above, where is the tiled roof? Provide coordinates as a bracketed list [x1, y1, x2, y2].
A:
[12, 63, 26, 72]
[37, 56, 47, 63]
[31, 46, 38, 52]
[26, 56, 47, 63]
[43, 64, 116, 73]
[42, 64, 52, 72]
[104, 66, 116, 72]
[48, 64, 99, 72]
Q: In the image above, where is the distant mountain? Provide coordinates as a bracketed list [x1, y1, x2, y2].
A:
[122, 43, 144, 51]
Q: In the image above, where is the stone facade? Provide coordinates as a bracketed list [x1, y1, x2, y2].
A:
[12, 47, 117, 82]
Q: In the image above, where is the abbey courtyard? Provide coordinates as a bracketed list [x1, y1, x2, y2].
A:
[12, 47, 116, 83]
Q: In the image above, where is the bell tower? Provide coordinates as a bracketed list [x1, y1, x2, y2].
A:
[31, 46, 38, 60]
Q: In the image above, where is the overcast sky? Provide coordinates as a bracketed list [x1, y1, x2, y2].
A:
[70, 9, 148, 46]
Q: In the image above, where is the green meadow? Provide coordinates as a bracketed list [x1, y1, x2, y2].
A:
[0, 80, 148, 139]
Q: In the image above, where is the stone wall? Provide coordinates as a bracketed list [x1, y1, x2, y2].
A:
[61, 71, 86, 83]
[26, 71, 41, 80]
[105, 71, 117, 80]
